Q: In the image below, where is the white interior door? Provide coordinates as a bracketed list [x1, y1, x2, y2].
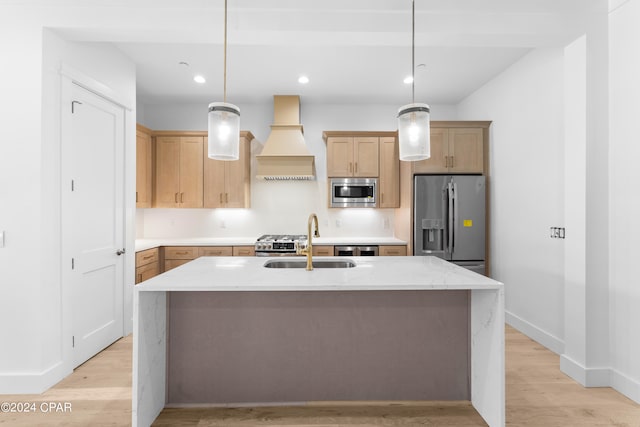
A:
[63, 83, 125, 368]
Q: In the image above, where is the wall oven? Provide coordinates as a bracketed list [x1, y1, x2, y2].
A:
[330, 178, 377, 208]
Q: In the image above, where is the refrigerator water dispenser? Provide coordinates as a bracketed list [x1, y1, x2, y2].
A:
[421, 218, 444, 252]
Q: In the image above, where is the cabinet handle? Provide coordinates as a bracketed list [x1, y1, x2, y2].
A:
[225, 193, 229, 203]
[349, 162, 352, 173]
[175, 251, 189, 255]
[355, 162, 358, 173]
[450, 156, 454, 168]
[180, 193, 184, 203]
[142, 255, 153, 260]
[174, 193, 178, 203]
[381, 193, 384, 204]
[220, 193, 223, 204]
[136, 191, 138, 202]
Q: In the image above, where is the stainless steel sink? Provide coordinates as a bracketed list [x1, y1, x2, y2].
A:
[263, 259, 356, 269]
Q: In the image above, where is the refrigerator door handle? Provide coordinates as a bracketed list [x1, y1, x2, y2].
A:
[452, 182, 458, 254]
[447, 182, 454, 255]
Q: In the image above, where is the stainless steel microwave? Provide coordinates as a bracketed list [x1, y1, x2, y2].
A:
[330, 178, 377, 208]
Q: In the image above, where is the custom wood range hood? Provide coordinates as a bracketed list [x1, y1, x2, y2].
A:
[256, 95, 316, 180]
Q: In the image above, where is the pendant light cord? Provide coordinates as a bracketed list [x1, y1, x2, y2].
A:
[411, 0, 415, 104]
[223, 0, 228, 103]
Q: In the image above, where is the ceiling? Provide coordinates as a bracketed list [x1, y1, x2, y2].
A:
[102, 0, 595, 106]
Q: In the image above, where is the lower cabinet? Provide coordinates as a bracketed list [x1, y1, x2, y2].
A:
[312, 245, 334, 256]
[135, 248, 160, 284]
[233, 246, 256, 256]
[379, 245, 407, 256]
[163, 246, 199, 272]
[198, 246, 233, 257]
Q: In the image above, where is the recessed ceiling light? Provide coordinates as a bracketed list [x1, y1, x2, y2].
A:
[194, 75, 206, 84]
[298, 75, 310, 84]
[403, 76, 414, 84]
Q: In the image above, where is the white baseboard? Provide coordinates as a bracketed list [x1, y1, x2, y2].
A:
[505, 310, 564, 354]
[0, 361, 70, 394]
[610, 368, 640, 404]
[560, 354, 611, 387]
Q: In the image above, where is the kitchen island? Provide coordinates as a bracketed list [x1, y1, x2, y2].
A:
[133, 256, 504, 427]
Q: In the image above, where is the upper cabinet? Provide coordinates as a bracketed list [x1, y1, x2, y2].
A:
[204, 132, 254, 208]
[378, 136, 400, 208]
[154, 135, 204, 208]
[324, 131, 399, 208]
[136, 125, 153, 208]
[326, 136, 379, 177]
[413, 127, 484, 174]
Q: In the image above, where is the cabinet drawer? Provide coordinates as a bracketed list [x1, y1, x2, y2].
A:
[164, 246, 199, 259]
[233, 246, 255, 256]
[313, 245, 334, 257]
[379, 245, 407, 256]
[136, 261, 159, 284]
[136, 248, 159, 267]
[198, 246, 233, 257]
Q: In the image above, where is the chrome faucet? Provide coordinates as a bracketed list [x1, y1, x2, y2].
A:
[297, 213, 320, 271]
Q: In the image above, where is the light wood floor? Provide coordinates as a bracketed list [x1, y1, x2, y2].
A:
[1, 326, 639, 426]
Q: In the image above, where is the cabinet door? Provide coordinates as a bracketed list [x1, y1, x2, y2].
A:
[449, 128, 483, 173]
[379, 245, 407, 256]
[327, 137, 354, 177]
[224, 136, 251, 208]
[353, 137, 379, 177]
[233, 246, 255, 256]
[378, 137, 399, 208]
[412, 128, 449, 174]
[136, 128, 152, 208]
[154, 136, 181, 207]
[198, 246, 233, 257]
[136, 261, 159, 284]
[203, 137, 227, 208]
[312, 245, 334, 256]
[179, 137, 204, 208]
[164, 259, 191, 272]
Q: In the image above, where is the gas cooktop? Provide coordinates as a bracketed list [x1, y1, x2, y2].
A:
[255, 234, 308, 256]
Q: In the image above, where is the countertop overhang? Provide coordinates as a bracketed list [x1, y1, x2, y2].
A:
[134, 255, 502, 292]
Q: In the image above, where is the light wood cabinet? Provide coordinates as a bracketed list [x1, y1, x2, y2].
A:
[378, 136, 400, 208]
[312, 245, 334, 256]
[233, 246, 256, 256]
[135, 248, 159, 284]
[136, 125, 153, 208]
[198, 246, 233, 257]
[379, 245, 407, 256]
[154, 136, 204, 208]
[413, 127, 483, 174]
[163, 246, 199, 272]
[204, 132, 254, 208]
[326, 136, 379, 177]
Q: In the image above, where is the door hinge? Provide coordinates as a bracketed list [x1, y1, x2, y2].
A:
[71, 100, 82, 113]
[71, 258, 75, 270]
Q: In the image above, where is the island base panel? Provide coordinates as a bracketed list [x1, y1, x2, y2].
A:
[167, 290, 470, 404]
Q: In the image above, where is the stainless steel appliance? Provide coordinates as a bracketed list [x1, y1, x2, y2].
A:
[413, 175, 486, 275]
[334, 245, 379, 256]
[330, 178, 377, 208]
[255, 234, 307, 256]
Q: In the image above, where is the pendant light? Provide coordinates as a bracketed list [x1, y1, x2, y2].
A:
[397, 0, 430, 161]
[208, 0, 240, 160]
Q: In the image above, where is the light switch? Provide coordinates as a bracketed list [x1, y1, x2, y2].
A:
[0, 231, 4, 248]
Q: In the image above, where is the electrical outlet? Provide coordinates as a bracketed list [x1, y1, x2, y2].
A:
[335, 219, 342, 228]
[549, 227, 566, 239]
[383, 218, 390, 229]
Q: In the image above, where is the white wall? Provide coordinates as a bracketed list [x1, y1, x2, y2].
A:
[138, 102, 456, 239]
[456, 48, 566, 352]
[609, 0, 640, 403]
[0, 10, 136, 392]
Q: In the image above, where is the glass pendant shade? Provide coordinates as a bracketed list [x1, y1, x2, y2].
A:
[208, 102, 240, 160]
[397, 103, 430, 161]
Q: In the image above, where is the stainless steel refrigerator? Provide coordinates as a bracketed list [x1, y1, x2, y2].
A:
[413, 175, 486, 275]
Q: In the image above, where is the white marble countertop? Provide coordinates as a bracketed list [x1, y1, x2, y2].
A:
[135, 237, 408, 252]
[135, 255, 502, 292]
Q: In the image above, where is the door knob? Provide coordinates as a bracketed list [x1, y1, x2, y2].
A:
[116, 248, 126, 256]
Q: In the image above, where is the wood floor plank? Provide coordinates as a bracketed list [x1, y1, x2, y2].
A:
[1, 325, 639, 426]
